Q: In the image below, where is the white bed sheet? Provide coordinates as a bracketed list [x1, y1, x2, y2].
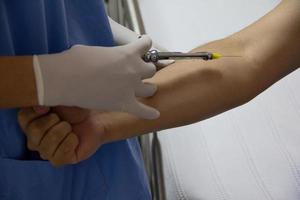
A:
[139, 0, 300, 199]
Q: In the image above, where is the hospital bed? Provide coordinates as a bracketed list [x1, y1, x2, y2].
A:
[107, 0, 300, 199]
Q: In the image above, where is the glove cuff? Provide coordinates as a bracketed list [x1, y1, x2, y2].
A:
[33, 55, 44, 105]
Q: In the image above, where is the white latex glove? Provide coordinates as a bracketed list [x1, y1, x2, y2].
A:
[109, 17, 174, 69]
[33, 36, 160, 119]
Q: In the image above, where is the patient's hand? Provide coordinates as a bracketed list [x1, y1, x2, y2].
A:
[18, 106, 107, 166]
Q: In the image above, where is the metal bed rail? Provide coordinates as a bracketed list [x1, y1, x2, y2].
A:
[106, 1, 166, 199]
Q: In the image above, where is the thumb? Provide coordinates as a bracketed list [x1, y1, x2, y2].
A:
[155, 59, 175, 70]
[123, 100, 160, 120]
[127, 35, 153, 56]
[33, 106, 50, 114]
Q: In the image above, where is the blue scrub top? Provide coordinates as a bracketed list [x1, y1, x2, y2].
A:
[0, 1, 151, 199]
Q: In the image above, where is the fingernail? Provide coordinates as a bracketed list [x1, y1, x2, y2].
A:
[33, 106, 50, 114]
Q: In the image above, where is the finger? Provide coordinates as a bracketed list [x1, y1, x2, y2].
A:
[18, 108, 49, 131]
[124, 100, 160, 119]
[135, 83, 157, 98]
[52, 106, 90, 124]
[139, 61, 157, 79]
[128, 35, 153, 56]
[51, 133, 79, 167]
[33, 106, 50, 114]
[39, 121, 72, 160]
[26, 113, 60, 150]
[155, 59, 175, 70]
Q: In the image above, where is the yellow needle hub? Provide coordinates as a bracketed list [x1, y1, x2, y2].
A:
[212, 53, 222, 60]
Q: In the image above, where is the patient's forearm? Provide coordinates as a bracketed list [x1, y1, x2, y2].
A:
[99, 0, 300, 142]
[100, 38, 256, 142]
[239, 0, 300, 85]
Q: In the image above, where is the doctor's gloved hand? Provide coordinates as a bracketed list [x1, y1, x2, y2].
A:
[33, 36, 160, 119]
[108, 17, 174, 69]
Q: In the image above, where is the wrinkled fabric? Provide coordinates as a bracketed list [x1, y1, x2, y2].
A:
[0, 1, 151, 199]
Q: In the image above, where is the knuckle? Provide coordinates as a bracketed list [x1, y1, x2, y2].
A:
[59, 121, 72, 133]
[48, 133, 60, 143]
[27, 113, 59, 136]
[62, 134, 78, 154]
[27, 122, 41, 136]
[62, 146, 73, 154]
[47, 122, 71, 143]
[48, 113, 60, 123]
[51, 134, 79, 167]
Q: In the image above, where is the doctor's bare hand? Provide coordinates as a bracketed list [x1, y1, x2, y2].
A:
[18, 106, 108, 166]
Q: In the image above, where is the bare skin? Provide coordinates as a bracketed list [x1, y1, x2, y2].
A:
[0, 56, 38, 107]
[103, 0, 300, 139]
[19, 0, 300, 166]
[18, 107, 98, 166]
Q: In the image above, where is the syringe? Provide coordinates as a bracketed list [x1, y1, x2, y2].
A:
[143, 50, 224, 62]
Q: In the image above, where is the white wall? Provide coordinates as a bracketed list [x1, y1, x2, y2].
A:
[140, 0, 280, 51]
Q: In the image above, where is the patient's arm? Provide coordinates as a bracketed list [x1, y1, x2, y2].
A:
[98, 39, 259, 142]
[97, 0, 300, 143]
[20, 0, 300, 165]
